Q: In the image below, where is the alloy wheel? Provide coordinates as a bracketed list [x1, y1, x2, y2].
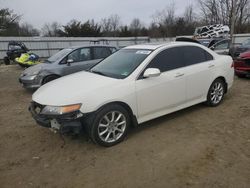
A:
[210, 82, 224, 105]
[97, 111, 127, 143]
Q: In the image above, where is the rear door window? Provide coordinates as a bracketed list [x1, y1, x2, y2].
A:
[93, 47, 112, 59]
[181, 46, 213, 66]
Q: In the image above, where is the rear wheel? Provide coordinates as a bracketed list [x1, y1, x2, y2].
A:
[206, 79, 226, 107]
[4, 57, 10, 65]
[85, 104, 130, 147]
[42, 75, 59, 85]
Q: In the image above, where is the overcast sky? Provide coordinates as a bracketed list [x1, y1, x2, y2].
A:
[1, 0, 196, 29]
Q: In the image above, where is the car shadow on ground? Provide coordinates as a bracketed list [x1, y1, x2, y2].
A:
[68, 103, 206, 147]
[129, 103, 205, 136]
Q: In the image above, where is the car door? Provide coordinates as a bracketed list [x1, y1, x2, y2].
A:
[61, 47, 94, 75]
[182, 46, 215, 102]
[213, 40, 230, 55]
[135, 47, 186, 121]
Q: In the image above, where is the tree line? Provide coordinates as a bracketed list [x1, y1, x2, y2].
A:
[1, 0, 250, 38]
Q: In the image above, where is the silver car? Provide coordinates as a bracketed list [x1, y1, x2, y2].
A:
[210, 39, 231, 55]
[19, 45, 117, 89]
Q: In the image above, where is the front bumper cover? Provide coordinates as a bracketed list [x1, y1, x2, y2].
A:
[29, 102, 84, 134]
[235, 69, 250, 76]
[19, 74, 42, 89]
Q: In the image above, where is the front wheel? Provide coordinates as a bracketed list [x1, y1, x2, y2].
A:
[206, 79, 226, 107]
[86, 104, 130, 147]
[42, 75, 59, 85]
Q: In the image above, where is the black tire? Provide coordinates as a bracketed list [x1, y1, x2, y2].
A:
[206, 78, 226, 107]
[85, 104, 130, 147]
[4, 57, 10, 65]
[42, 75, 59, 85]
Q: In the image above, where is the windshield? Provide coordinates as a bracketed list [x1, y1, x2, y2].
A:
[242, 39, 250, 46]
[91, 49, 152, 79]
[46, 48, 72, 63]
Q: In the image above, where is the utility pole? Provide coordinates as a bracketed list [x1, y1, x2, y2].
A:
[230, 0, 237, 47]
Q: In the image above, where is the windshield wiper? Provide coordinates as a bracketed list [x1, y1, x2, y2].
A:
[91, 70, 107, 76]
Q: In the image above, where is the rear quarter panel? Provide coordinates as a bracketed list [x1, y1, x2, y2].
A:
[213, 55, 234, 90]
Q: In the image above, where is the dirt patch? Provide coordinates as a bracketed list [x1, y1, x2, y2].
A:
[0, 65, 250, 188]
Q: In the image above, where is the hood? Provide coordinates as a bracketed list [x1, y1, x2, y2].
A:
[239, 51, 250, 59]
[22, 63, 49, 76]
[32, 71, 120, 106]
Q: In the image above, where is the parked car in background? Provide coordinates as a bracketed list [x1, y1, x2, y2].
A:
[19, 45, 117, 89]
[4, 41, 29, 65]
[197, 37, 224, 48]
[210, 39, 231, 55]
[29, 42, 234, 147]
[233, 38, 250, 57]
[234, 51, 250, 78]
[210, 39, 243, 57]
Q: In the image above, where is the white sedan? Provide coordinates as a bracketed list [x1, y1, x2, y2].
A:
[30, 42, 234, 146]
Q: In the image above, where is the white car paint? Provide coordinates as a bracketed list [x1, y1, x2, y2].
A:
[33, 42, 234, 124]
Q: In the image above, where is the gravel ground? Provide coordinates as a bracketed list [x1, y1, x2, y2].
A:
[0, 65, 250, 188]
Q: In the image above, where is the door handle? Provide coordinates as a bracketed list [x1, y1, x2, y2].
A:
[175, 73, 185, 78]
[208, 64, 215, 68]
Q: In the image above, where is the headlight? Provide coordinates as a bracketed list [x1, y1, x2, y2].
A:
[30, 70, 40, 76]
[41, 104, 81, 115]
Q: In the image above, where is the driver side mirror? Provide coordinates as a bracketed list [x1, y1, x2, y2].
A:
[67, 59, 74, 66]
[143, 68, 161, 78]
[210, 46, 215, 50]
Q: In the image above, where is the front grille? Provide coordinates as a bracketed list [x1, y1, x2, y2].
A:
[245, 59, 250, 66]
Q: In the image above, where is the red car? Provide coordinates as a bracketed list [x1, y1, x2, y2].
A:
[234, 51, 250, 78]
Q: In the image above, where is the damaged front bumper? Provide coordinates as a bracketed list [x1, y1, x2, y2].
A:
[19, 74, 42, 89]
[29, 102, 84, 134]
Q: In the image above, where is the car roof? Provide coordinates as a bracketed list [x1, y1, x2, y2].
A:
[124, 43, 167, 50]
[124, 42, 204, 50]
[68, 45, 117, 50]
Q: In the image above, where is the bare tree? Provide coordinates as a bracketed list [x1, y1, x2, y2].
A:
[197, 0, 250, 33]
[41, 22, 62, 37]
[100, 14, 121, 37]
[236, 0, 250, 32]
[130, 18, 143, 36]
[109, 14, 121, 36]
[100, 18, 112, 35]
[184, 4, 196, 23]
[152, 2, 176, 37]
[19, 22, 40, 36]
